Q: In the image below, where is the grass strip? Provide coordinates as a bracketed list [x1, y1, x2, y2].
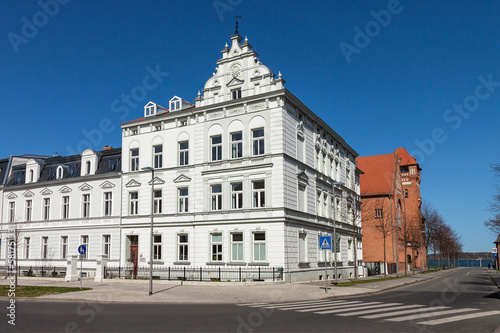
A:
[0, 285, 91, 297]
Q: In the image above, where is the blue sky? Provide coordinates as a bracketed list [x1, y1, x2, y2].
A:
[1, 0, 498, 253]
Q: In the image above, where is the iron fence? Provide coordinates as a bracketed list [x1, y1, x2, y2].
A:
[104, 264, 284, 282]
[0, 265, 66, 277]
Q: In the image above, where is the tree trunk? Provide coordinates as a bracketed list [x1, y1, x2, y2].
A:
[383, 233, 387, 278]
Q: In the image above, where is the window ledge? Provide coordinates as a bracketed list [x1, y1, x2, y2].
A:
[206, 262, 226, 266]
[147, 261, 164, 265]
[173, 261, 191, 265]
[227, 262, 247, 266]
[248, 262, 270, 266]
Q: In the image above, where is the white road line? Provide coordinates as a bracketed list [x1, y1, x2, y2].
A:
[237, 302, 270, 307]
[279, 301, 367, 311]
[336, 304, 424, 316]
[294, 302, 379, 313]
[418, 310, 500, 325]
[361, 306, 449, 319]
[260, 300, 344, 309]
[386, 308, 478, 322]
[315, 303, 400, 315]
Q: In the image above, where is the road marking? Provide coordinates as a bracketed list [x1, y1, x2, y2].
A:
[361, 306, 449, 319]
[278, 301, 366, 311]
[295, 302, 380, 313]
[386, 308, 477, 322]
[337, 304, 424, 316]
[315, 303, 400, 315]
[466, 272, 470, 276]
[418, 310, 500, 325]
[257, 300, 342, 308]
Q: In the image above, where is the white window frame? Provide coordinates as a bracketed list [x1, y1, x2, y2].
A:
[103, 235, 111, 257]
[178, 188, 188, 213]
[298, 184, 306, 212]
[86, 161, 91, 175]
[130, 148, 139, 171]
[178, 234, 188, 261]
[61, 236, 68, 259]
[253, 232, 266, 262]
[211, 233, 223, 262]
[211, 135, 222, 161]
[24, 237, 30, 259]
[153, 235, 162, 260]
[41, 236, 49, 259]
[81, 235, 89, 259]
[252, 128, 265, 156]
[25, 199, 32, 222]
[154, 190, 162, 214]
[179, 141, 189, 166]
[231, 182, 243, 209]
[231, 232, 244, 262]
[231, 132, 243, 159]
[232, 88, 242, 100]
[299, 232, 307, 263]
[252, 180, 265, 208]
[211, 184, 222, 211]
[104, 192, 112, 216]
[8, 202, 15, 223]
[153, 145, 163, 169]
[82, 193, 90, 218]
[57, 166, 63, 179]
[130, 192, 138, 215]
[62, 196, 70, 219]
[43, 198, 50, 220]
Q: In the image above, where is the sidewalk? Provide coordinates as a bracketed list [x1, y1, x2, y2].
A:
[0, 269, 461, 304]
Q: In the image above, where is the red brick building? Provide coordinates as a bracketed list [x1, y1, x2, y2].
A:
[357, 148, 425, 274]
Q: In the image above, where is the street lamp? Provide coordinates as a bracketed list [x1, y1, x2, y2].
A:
[395, 217, 402, 276]
[142, 166, 154, 296]
[420, 230, 425, 271]
[332, 181, 344, 285]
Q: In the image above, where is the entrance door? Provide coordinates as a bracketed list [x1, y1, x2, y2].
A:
[129, 236, 138, 278]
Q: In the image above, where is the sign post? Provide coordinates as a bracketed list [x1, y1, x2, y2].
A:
[319, 236, 332, 293]
[78, 245, 86, 289]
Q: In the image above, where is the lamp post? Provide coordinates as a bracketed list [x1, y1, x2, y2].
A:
[395, 217, 402, 276]
[142, 166, 154, 296]
[420, 230, 425, 271]
[332, 181, 344, 285]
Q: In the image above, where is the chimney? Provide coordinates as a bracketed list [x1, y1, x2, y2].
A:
[103, 145, 113, 151]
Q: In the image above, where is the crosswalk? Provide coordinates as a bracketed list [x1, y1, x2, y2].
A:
[237, 299, 500, 326]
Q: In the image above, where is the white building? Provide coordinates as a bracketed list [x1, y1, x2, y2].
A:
[0, 148, 121, 276]
[119, 33, 362, 281]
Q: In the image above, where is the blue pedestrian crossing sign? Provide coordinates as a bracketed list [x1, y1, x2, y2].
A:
[319, 236, 332, 250]
[78, 245, 86, 255]
[493, 253, 498, 259]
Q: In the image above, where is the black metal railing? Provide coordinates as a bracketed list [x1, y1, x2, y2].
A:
[104, 264, 284, 282]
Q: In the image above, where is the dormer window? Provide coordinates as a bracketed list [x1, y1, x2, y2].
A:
[56, 166, 63, 179]
[86, 161, 91, 175]
[29, 170, 34, 183]
[170, 96, 182, 111]
[144, 102, 157, 117]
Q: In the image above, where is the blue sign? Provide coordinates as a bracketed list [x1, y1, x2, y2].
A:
[78, 245, 86, 255]
[493, 253, 498, 259]
[319, 236, 332, 250]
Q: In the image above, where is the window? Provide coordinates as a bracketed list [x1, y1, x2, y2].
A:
[108, 159, 118, 172]
[375, 208, 383, 218]
[232, 89, 242, 100]
[104, 192, 112, 216]
[69, 165, 77, 176]
[179, 141, 189, 166]
[252, 129, 265, 156]
[43, 198, 50, 220]
[252, 180, 265, 208]
[211, 135, 222, 161]
[400, 166, 409, 173]
[81, 236, 89, 259]
[231, 233, 243, 261]
[29, 169, 34, 183]
[41, 236, 49, 259]
[103, 235, 111, 257]
[178, 188, 188, 213]
[253, 232, 266, 261]
[404, 189, 408, 198]
[297, 135, 304, 162]
[316, 191, 322, 216]
[231, 182, 243, 209]
[130, 148, 139, 171]
[154, 145, 163, 169]
[86, 161, 91, 175]
[61, 236, 68, 259]
[231, 132, 243, 158]
[178, 234, 188, 261]
[211, 184, 222, 210]
[211, 233, 223, 261]
[8, 202, 15, 223]
[298, 184, 306, 212]
[130, 192, 138, 215]
[25, 200, 32, 222]
[154, 190, 162, 214]
[299, 233, 307, 262]
[57, 166, 63, 179]
[153, 235, 162, 260]
[82, 194, 90, 218]
[62, 196, 70, 219]
[346, 168, 351, 187]
[24, 237, 30, 259]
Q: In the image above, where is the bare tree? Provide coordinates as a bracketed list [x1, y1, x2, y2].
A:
[342, 193, 362, 281]
[362, 197, 393, 277]
[484, 161, 500, 234]
[2, 218, 25, 287]
[398, 216, 420, 275]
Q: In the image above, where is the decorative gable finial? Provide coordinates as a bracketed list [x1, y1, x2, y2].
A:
[234, 13, 242, 35]
[278, 71, 282, 78]
[225, 42, 228, 49]
[197, 91, 201, 97]
[245, 36, 248, 43]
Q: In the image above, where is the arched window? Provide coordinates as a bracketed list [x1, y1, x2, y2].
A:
[86, 161, 91, 175]
[29, 170, 34, 183]
[57, 166, 63, 179]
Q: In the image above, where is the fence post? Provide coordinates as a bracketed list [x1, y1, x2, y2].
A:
[219, 267, 221, 281]
[65, 255, 78, 282]
[183, 267, 186, 280]
[118, 265, 121, 279]
[239, 267, 241, 282]
[273, 267, 275, 281]
[94, 254, 108, 282]
[168, 266, 171, 280]
[200, 267, 202, 282]
[258, 267, 261, 281]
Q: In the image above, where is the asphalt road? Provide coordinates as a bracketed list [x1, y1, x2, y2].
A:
[0, 268, 498, 333]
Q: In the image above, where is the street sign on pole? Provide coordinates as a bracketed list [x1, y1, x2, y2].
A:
[319, 236, 332, 250]
[493, 253, 498, 259]
[78, 245, 86, 289]
[492, 248, 498, 254]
